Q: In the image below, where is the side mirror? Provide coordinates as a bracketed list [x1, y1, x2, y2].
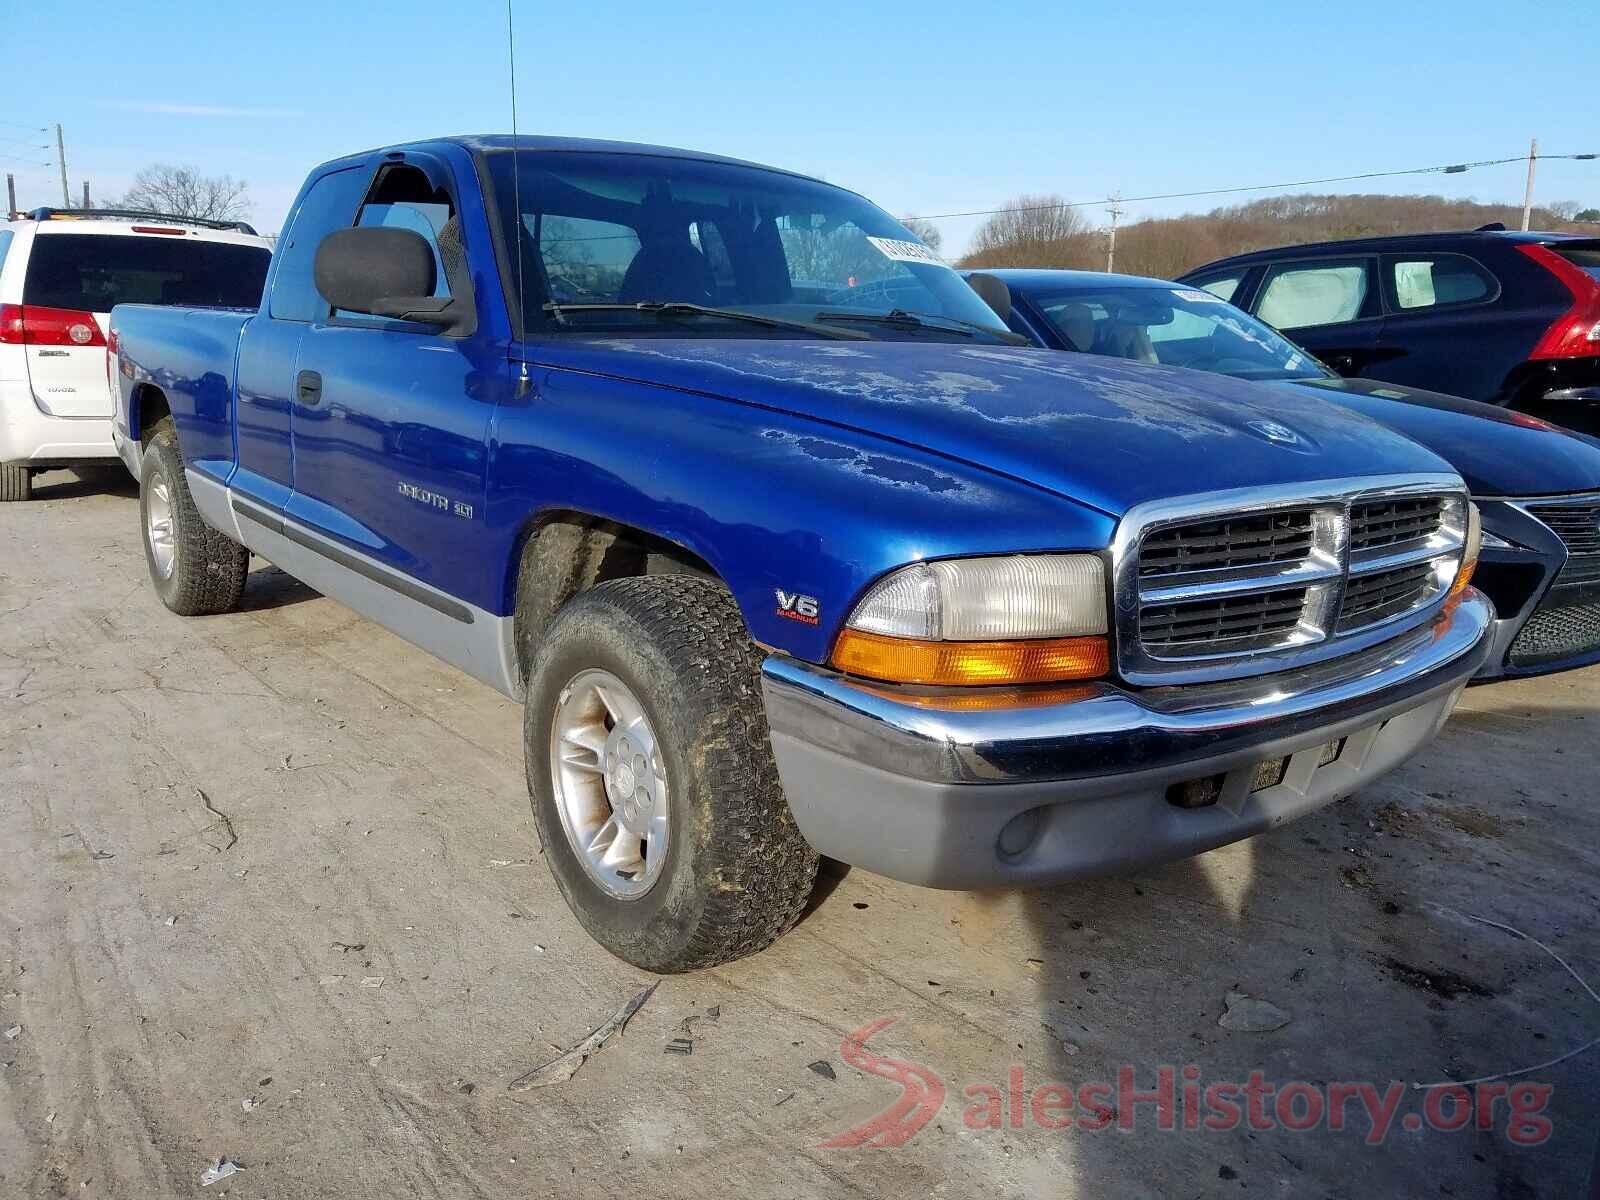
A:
[966, 272, 1012, 323]
[313, 227, 465, 331]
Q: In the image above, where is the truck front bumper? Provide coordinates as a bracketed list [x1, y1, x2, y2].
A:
[762, 590, 1493, 889]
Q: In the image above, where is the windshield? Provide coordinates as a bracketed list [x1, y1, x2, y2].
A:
[1031, 284, 1331, 382]
[483, 150, 1011, 342]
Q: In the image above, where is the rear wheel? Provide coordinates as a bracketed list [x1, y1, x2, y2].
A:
[139, 419, 249, 616]
[524, 575, 819, 972]
[0, 463, 31, 502]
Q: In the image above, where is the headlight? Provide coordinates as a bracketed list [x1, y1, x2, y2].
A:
[831, 554, 1109, 686]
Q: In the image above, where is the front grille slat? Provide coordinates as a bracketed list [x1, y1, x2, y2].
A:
[1140, 586, 1309, 654]
[1348, 497, 1445, 556]
[1140, 510, 1315, 578]
[1336, 563, 1436, 632]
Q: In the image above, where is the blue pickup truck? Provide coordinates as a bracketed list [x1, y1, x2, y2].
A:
[111, 136, 1493, 971]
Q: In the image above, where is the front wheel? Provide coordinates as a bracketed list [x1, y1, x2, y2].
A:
[524, 575, 819, 972]
[139, 419, 249, 616]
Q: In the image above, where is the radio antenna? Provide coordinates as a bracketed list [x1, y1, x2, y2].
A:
[506, 0, 528, 352]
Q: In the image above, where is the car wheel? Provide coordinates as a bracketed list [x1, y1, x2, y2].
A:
[524, 575, 819, 972]
[139, 418, 249, 616]
[0, 463, 31, 502]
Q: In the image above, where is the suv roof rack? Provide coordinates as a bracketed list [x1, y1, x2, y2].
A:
[23, 207, 259, 236]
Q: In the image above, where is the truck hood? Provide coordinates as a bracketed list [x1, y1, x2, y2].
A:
[1286, 376, 1600, 497]
[532, 340, 1455, 517]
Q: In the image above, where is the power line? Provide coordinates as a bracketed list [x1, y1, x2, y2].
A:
[905, 152, 1600, 224]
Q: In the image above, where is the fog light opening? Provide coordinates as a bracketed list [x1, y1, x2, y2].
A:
[997, 807, 1045, 860]
[1167, 773, 1225, 809]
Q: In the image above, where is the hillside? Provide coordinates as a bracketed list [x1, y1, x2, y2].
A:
[957, 192, 1597, 280]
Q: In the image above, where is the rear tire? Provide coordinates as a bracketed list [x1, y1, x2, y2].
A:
[139, 419, 249, 616]
[0, 463, 31, 502]
[524, 575, 819, 972]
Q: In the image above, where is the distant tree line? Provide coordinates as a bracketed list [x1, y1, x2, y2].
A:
[958, 192, 1597, 279]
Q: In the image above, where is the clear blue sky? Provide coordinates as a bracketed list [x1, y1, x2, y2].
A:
[6, 0, 1597, 253]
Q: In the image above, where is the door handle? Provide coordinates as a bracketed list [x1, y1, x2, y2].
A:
[296, 369, 324, 406]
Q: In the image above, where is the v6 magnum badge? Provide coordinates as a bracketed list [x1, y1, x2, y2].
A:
[774, 589, 820, 625]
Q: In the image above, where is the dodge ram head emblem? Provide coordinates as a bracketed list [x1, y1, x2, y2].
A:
[775, 589, 820, 625]
[1247, 419, 1303, 447]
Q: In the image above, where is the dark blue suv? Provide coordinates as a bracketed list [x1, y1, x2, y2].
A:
[1180, 229, 1600, 430]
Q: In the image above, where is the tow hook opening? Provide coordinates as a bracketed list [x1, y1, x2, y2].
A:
[997, 806, 1045, 860]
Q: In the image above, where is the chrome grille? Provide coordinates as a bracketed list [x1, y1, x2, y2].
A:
[1116, 478, 1468, 684]
[1526, 499, 1600, 557]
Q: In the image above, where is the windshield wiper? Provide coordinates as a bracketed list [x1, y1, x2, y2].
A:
[543, 302, 869, 340]
[814, 308, 1031, 345]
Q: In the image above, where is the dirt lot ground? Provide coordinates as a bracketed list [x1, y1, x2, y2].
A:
[2, 469, 1597, 1199]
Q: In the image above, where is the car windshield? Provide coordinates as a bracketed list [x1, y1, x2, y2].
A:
[1031, 284, 1331, 382]
[483, 149, 1012, 342]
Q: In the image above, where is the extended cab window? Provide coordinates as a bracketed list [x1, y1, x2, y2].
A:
[269, 166, 370, 322]
[1254, 259, 1372, 330]
[24, 234, 270, 313]
[1387, 254, 1495, 310]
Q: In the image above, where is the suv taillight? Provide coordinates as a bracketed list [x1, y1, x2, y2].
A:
[0, 304, 108, 348]
[1519, 243, 1600, 360]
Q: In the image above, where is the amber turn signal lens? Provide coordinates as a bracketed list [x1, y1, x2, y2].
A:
[831, 628, 1109, 686]
[1448, 502, 1482, 600]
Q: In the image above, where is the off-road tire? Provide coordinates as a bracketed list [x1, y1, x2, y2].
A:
[524, 575, 819, 972]
[140, 418, 249, 616]
[0, 463, 31, 502]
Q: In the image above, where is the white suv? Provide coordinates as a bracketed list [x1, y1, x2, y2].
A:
[0, 208, 271, 500]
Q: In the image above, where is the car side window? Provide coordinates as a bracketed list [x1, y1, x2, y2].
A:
[1192, 272, 1243, 304]
[0, 230, 13, 277]
[269, 166, 370, 322]
[1254, 259, 1372, 330]
[1387, 254, 1496, 311]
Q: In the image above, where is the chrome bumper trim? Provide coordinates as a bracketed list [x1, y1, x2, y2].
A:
[762, 591, 1493, 787]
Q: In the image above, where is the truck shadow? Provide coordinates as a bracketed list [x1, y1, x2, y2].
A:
[28, 466, 138, 502]
[235, 563, 322, 613]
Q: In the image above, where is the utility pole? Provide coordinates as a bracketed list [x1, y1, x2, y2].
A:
[1105, 194, 1123, 273]
[82, 180, 90, 209]
[6, 174, 16, 221]
[1521, 137, 1538, 232]
[55, 124, 70, 208]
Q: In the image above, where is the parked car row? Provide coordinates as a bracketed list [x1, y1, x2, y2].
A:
[1177, 227, 1600, 428]
[6, 135, 1588, 971]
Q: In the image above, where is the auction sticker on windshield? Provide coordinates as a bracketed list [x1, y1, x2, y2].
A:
[1176, 288, 1226, 304]
[867, 236, 945, 266]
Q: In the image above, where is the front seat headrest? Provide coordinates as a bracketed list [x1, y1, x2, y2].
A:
[966, 273, 1012, 323]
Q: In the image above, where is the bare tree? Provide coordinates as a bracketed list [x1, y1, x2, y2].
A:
[962, 195, 1095, 268]
[117, 164, 251, 221]
[899, 216, 943, 256]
